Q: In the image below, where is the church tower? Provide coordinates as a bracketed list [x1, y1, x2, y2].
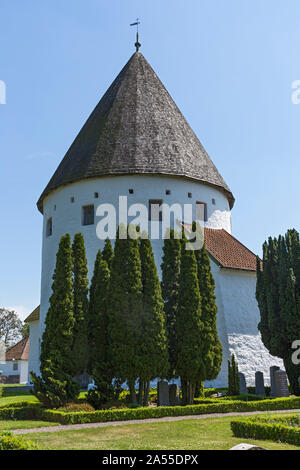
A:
[27, 50, 283, 386]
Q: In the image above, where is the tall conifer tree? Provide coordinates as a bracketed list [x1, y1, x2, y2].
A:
[139, 233, 169, 405]
[31, 234, 79, 407]
[102, 238, 114, 270]
[256, 230, 300, 395]
[70, 233, 89, 376]
[88, 254, 116, 404]
[107, 224, 143, 403]
[195, 243, 222, 383]
[175, 241, 204, 405]
[161, 229, 181, 377]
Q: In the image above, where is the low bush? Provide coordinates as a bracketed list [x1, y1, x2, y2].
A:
[0, 385, 3, 399]
[193, 394, 268, 404]
[58, 402, 95, 413]
[0, 431, 39, 450]
[231, 415, 300, 446]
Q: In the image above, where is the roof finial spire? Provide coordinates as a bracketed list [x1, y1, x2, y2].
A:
[130, 18, 141, 52]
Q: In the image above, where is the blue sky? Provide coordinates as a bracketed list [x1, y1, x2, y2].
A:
[1, 0, 300, 319]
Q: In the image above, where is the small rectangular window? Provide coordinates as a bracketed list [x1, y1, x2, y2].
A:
[196, 202, 208, 222]
[212, 198, 216, 205]
[46, 218, 52, 237]
[71, 197, 75, 203]
[149, 199, 163, 221]
[129, 189, 134, 194]
[13, 362, 18, 371]
[94, 192, 99, 199]
[166, 190, 171, 195]
[188, 192, 192, 198]
[82, 205, 94, 226]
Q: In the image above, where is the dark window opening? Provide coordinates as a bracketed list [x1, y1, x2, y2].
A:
[166, 189, 171, 195]
[94, 192, 99, 199]
[71, 197, 75, 203]
[149, 199, 163, 222]
[82, 205, 94, 226]
[196, 202, 208, 222]
[188, 192, 192, 198]
[212, 198, 216, 205]
[129, 189, 134, 194]
[13, 362, 18, 371]
[46, 218, 52, 237]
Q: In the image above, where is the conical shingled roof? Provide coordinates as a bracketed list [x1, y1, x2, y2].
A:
[37, 52, 234, 212]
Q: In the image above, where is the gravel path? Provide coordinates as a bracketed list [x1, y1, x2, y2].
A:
[12, 409, 300, 435]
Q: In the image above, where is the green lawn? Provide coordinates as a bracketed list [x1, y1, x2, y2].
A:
[0, 420, 60, 431]
[0, 388, 39, 407]
[22, 414, 300, 450]
[0, 388, 87, 407]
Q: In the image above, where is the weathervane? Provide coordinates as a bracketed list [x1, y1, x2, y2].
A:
[130, 18, 141, 52]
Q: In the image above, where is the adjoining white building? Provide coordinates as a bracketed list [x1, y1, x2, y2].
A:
[1, 337, 29, 384]
[27, 48, 283, 387]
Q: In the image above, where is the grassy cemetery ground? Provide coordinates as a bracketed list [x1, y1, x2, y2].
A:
[0, 420, 60, 431]
[0, 386, 39, 407]
[0, 386, 86, 407]
[1, 386, 300, 450]
[12, 414, 300, 450]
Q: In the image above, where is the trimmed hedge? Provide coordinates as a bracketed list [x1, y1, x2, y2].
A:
[0, 431, 39, 450]
[37, 397, 300, 425]
[231, 415, 300, 446]
[0, 403, 43, 420]
[1, 397, 300, 426]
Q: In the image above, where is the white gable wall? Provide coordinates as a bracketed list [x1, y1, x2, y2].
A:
[206, 261, 284, 387]
[27, 320, 40, 384]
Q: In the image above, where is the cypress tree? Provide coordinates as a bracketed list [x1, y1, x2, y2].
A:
[139, 233, 169, 405]
[102, 238, 114, 270]
[161, 229, 181, 377]
[195, 242, 222, 383]
[87, 249, 102, 375]
[107, 224, 143, 403]
[175, 241, 204, 405]
[31, 234, 79, 407]
[228, 354, 240, 395]
[256, 230, 300, 395]
[70, 233, 89, 377]
[87, 254, 117, 406]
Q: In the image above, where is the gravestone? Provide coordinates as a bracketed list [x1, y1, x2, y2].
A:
[157, 381, 169, 406]
[238, 372, 247, 394]
[255, 371, 266, 396]
[169, 384, 180, 406]
[270, 366, 280, 396]
[274, 370, 289, 397]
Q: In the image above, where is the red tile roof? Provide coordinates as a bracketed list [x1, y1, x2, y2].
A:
[204, 228, 258, 271]
[181, 225, 258, 271]
[6, 337, 29, 361]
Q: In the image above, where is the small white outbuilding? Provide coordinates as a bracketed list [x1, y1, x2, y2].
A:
[1, 337, 29, 384]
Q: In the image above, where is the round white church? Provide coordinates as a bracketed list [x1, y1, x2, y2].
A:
[25, 50, 283, 387]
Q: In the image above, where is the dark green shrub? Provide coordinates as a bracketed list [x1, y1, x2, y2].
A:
[231, 415, 300, 446]
[0, 432, 39, 450]
[0, 385, 3, 399]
